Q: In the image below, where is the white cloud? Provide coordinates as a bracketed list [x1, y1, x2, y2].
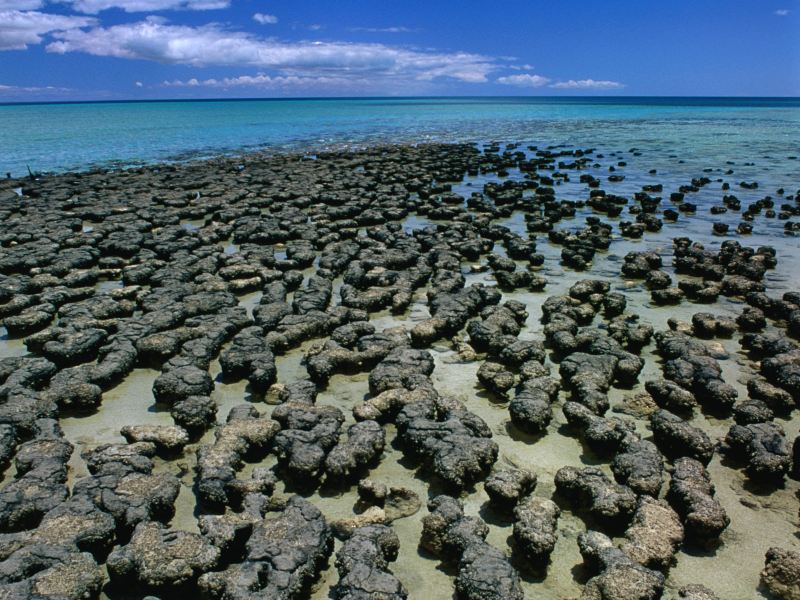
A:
[253, 12, 277, 24]
[774, 9, 790, 15]
[46, 19, 496, 83]
[0, 82, 70, 92]
[497, 73, 550, 87]
[68, 0, 227, 13]
[0, 10, 95, 50]
[0, 0, 43, 9]
[134, 80, 142, 86]
[164, 73, 364, 89]
[550, 78, 625, 89]
[350, 26, 416, 33]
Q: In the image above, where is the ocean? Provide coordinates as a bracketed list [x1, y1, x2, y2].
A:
[1, 96, 799, 177]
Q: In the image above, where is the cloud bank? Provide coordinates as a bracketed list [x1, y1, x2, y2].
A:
[45, 18, 496, 84]
[0, 9, 95, 49]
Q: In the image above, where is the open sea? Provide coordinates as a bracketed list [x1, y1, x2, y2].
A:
[1, 96, 799, 177]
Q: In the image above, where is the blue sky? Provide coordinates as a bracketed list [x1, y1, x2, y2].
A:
[0, 0, 798, 100]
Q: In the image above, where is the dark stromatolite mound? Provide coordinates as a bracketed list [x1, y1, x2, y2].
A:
[723, 421, 792, 482]
[107, 521, 220, 591]
[196, 404, 280, 507]
[666, 457, 729, 544]
[271, 401, 344, 484]
[577, 530, 665, 600]
[761, 546, 800, 600]
[420, 495, 523, 600]
[198, 495, 333, 599]
[554, 466, 637, 527]
[484, 468, 537, 510]
[650, 409, 715, 465]
[0, 418, 72, 532]
[512, 495, 560, 563]
[330, 524, 408, 600]
[396, 396, 497, 491]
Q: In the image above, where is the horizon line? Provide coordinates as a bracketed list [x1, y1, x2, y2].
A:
[2, 94, 800, 108]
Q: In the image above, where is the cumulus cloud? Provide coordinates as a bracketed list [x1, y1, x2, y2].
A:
[550, 78, 625, 89]
[0, 0, 44, 9]
[0, 10, 95, 50]
[46, 18, 496, 83]
[497, 73, 550, 87]
[253, 12, 277, 24]
[68, 0, 228, 13]
[774, 9, 790, 15]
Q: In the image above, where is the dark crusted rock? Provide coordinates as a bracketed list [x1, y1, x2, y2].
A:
[611, 438, 665, 497]
[620, 497, 684, 571]
[107, 521, 220, 590]
[396, 397, 497, 491]
[120, 424, 190, 455]
[666, 457, 729, 544]
[578, 530, 665, 600]
[645, 379, 697, 414]
[512, 495, 560, 563]
[650, 409, 715, 465]
[724, 422, 792, 481]
[198, 495, 333, 599]
[554, 466, 636, 527]
[325, 420, 385, 479]
[331, 524, 407, 600]
[484, 468, 537, 510]
[761, 546, 800, 600]
[420, 495, 523, 600]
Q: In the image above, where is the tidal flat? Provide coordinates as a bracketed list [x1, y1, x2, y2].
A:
[0, 141, 799, 600]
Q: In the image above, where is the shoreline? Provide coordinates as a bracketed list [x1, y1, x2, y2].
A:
[1, 140, 799, 599]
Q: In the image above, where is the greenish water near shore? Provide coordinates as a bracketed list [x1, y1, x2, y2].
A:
[1, 96, 798, 177]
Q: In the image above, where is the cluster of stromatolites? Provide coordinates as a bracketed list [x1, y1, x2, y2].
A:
[0, 142, 799, 599]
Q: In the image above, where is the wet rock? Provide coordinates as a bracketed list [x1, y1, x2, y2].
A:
[152, 364, 213, 404]
[197, 405, 280, 507]
[578, 530, 664, 600]
[645, 379, 697, 414]
[0, 419, 72, 532]
[0, 547, 105, 600]
[733, 398, 774, 424]
[120, 424, 190, 455]
[554, 466, 637, 526]
[761, 546, 800, 600]
[325, 420, 385, 479]
[508, 376, 560, 433]
[477, 360, 516, 396]
[611, 438, 665, 497]
[512, 495, 560, 563]
[484, 468, 537, 510]
[107, 521, 220, 590]
[397, 397, 497, 491]
[724, 422, 792, 481]
[272, 402, 345, 483]
[650, 409, 715, 465]
[331, 524, 407, 599]
[198, 495, 333, 599]
[666, 457, 729, 544]
[420, 495, 523, 600]
[620, 497, 684, 571]
[219, 326, 276, 393]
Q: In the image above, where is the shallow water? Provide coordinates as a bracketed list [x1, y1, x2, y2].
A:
[2, 134, 800, 600]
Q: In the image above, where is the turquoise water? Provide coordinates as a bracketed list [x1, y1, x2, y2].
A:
[1, 96, 799, 176]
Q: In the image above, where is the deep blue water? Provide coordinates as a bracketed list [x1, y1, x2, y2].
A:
[1, 96, 798, 176]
